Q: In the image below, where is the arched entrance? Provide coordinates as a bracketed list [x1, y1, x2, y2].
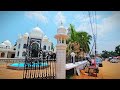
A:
[1, 52, 5, 57]
[23, 37, 56, 79]
[31, 42, 39, 57]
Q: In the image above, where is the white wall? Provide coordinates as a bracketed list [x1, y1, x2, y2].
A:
[15, 37, 52, 58]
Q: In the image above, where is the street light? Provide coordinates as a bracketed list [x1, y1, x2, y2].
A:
[71, 52, 75, 64]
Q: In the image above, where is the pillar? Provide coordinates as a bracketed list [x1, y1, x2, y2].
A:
[64, 38, 66, 44]
[5, 51, 8, 58]
[0, 52, 1, 57]
[61, 37, 62, 43]
[56, 44, 67, 79]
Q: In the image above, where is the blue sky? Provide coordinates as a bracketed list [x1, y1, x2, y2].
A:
[0, 11, 120, 54]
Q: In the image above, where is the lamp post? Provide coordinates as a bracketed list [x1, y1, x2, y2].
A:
[71, 52, 75, 64]
[70, 52, 76, 75]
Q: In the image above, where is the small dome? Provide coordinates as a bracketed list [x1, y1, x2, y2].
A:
[0, 43, 6, 47]
[29, 26, 44, 39]
[3, 40, 11, 46]
[43, 35, 49, 42]
[23, 32, 29, 39]
[24, 32, 29, 36]
[57, 24, 67, 35]
[18, 34, 22, 39]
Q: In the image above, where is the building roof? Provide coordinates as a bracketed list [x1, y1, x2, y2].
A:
[29, 26, 44, 39]
[3, 40, 11, 46]
[57, 23, 67, 35]
[0, 43, 6, 47]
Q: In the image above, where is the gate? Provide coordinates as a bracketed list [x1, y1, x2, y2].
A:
[23, 37, 56, 79]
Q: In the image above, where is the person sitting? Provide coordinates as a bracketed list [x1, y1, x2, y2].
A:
[88, 56, 99, 76]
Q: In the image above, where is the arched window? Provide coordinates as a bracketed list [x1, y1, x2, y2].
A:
[23, 44, 27, 48]
[48, 46, 50, 50]
[43, 45, 46, 50]
[18, 44, 20, 49]
[17, 51, 19, 56]
[62, 39, 64, 43]
[22, 51, 26, 57]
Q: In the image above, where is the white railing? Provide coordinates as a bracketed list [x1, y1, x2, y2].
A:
[0, 58, 25, 66]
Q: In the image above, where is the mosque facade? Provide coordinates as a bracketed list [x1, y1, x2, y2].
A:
[0, 26, 53, 58]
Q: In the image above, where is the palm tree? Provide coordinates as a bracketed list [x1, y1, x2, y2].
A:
[66, 24, 92, 58]
[76, 31, 92, 53]
[66, 24, 77, 55]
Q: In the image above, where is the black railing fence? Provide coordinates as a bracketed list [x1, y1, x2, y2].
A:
[23, 57, 56, 79]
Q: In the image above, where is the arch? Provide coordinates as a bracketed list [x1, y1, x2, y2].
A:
[22, 51, 26, 57]
[48, 46, 50, 50]
[17, 51, 19, 56]
[18, 44, 20, 49]
[31, 42, 39, 57]
[43, 45, 46, 50]
[23, 44, 27, 48]
[1, 52, 5, 57]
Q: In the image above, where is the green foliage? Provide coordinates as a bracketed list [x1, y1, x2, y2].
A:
[76, 31, 92, 53]
[67, 24, 92, 55]
[101, 50, 118, 58]
[66, 75, 73, 79]
[115, 45, 120, 56]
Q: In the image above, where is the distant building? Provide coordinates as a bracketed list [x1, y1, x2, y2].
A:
[15, 26, 53, 58]
[0, 26, 53, 58]
[0, 40, 16, 58]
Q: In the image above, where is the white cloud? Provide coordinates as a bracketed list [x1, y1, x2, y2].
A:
[25, 11, 48, 24]
[76, 11, 120, 37]
[54, 11, 66, 25]
[74, 12, 101, 23]
[75, 11, 120, 53]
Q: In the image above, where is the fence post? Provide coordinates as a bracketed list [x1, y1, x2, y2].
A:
[71, 52, 76, 75]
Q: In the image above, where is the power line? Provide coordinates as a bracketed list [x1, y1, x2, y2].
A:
[95, 11, 97, 53]
[88, 11, 95, 37]
[88, 11, 98, 56]
[88, 11, 95, 55]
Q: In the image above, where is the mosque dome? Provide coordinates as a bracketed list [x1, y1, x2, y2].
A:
[57, 23, 67, 35]
[3, 40, 11, 47]
[0, 43, 6, 47]
[29, 26, 44, 39]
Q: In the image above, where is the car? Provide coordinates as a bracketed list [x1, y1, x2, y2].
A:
[110, 58, 118, 63]
[108, 57, 113, 61]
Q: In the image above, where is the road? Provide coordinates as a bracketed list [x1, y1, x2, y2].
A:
[72, 59, 120, 79]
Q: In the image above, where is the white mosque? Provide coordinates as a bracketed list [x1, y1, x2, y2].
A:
[0, 26, 53, 58]
[0, 40, 16, 58]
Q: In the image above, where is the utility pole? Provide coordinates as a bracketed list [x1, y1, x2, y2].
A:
[93, 34, 97, 56]
[94, 34, 97, 56]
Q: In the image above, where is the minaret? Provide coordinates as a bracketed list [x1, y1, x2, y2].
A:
[54, 23, 69, 79]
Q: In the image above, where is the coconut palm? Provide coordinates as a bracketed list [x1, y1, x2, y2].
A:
[66, 24, 92, 58]
[76, 31, 92, 53]
[66, 24, 77, 55]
